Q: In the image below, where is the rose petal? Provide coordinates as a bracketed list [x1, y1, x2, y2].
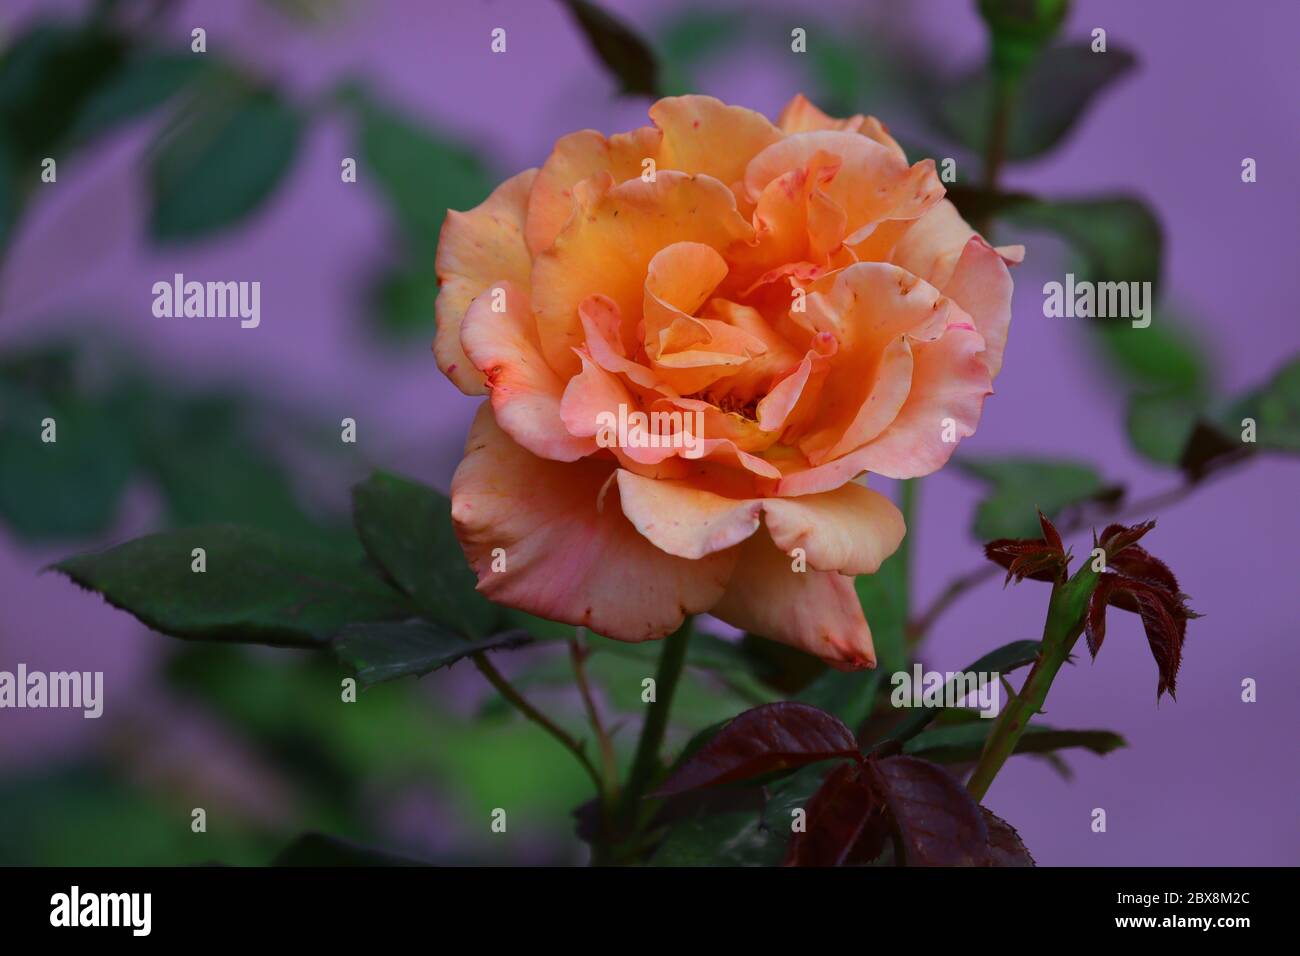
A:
[650, 94, 783, 189]
[525, 126, 663, 256]
[617, 470, 903, 577]
[890, 197, 975, 289]
[941, 236, 1014, 379]
[797, 262, 953, 464]
[532, 171, 754, 377]
[744, 131, 942, 259]
[843, 319, 993, 480]
[451, 405, 735, 641]
[711, 527, 875, 669]
[435, 168, 537, 395]
[460, 280, 595, 462]
[762, 482, 905, 576]
[616, 470, 763, 560]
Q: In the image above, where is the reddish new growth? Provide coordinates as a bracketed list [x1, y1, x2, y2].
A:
[655, 702, 1033, 867]
[984, 510, 1072, 585]
[1087, 521, 1199, 701]
[985, 513, 1198, 701]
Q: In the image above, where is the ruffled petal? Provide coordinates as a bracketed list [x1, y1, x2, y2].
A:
[762, 482, 905, 576]
[890, 197, 974, 289]
[649, 95, 783, 188]
[451, 405, 735, 641]
[460, 280, 595, 462]
[841, 317, 992, 480]
[796, 262, 952, 463]
[939, 236, 1015, 379]
[616, 470, 762, 560]
[617, 471, 903, 577]
[532, 171, 754, 378]
[435, 169, 537, 395]
[525, 126, 663, 256]
[711, 527, 875, 669]
[775, 95, 908, 161]
[743, 131, 942, 259]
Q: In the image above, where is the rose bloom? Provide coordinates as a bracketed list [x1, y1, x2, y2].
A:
[435, 94, 1020, 669]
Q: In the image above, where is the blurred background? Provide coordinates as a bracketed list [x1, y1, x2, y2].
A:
[1, 0, 1297, 865]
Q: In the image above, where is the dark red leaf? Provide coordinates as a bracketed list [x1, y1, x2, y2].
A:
[1088, 522, 1198, 700]
[981, 808, 1036, 866]
[1108, 543, 1181, 596]
[1099, 520, 1155, 558]
[783, 762, 888, 866]
[868, 756, 990, 866]
[654, 702, 859, 797]
[1037, 510, 1063, 553]
[1085, 574, 1119, 658]
[1125, 581, 1186, 700]
[984, 537, 1067, 585]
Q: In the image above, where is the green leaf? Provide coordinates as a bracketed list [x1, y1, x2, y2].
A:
[0, 387, 133, 541]
[796, 670, 883, 736]
[0, 22, 127, 162]
[1001, 195, 1161, 293]
[1091, 314, 1213, 395]
[0, 762, 270, 866]
[54, 525, 414, 647]
[998, 199, 1212, 399]
[936, 42, 1134, 159]
[560, 0, 660, 97]
[1227, 357, 1300, 453]
[68, 50, 208, 144]
[0, 138, 16, 248]
[347, 87, 492, 256]
[351, 471, 500, 638]
[148, 82, 304, 242]
[650, 808, 783, 866]
[366, 261, 437, 341]
[957, 456, 1119, 540]
[654, 8, 744, 95]
[857, 552, 907, 675]
[332, 620, 531, 687]
[118, 388, 326, 538]
[878, 639, 1042, 747]
[905, 722, 1127, 763]
[271, 832, 429, 866]
[1125, 390, 1203, 466]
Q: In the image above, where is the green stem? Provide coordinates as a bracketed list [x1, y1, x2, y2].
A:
[898, 478, 918, 602]
[472, 652, 603, 792]
[616, 617, 692, 832]
[966, 565, 1098, 801]
[973, 74, 1016, 237]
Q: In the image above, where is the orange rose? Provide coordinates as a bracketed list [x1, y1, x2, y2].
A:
[436, 94, 1020, 668]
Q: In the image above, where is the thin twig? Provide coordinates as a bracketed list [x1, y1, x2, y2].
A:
[472, 652, 602, 790]
[569, 632, 619, 799]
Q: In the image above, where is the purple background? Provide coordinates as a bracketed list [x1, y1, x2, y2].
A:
[1, 0, 1297, 864]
